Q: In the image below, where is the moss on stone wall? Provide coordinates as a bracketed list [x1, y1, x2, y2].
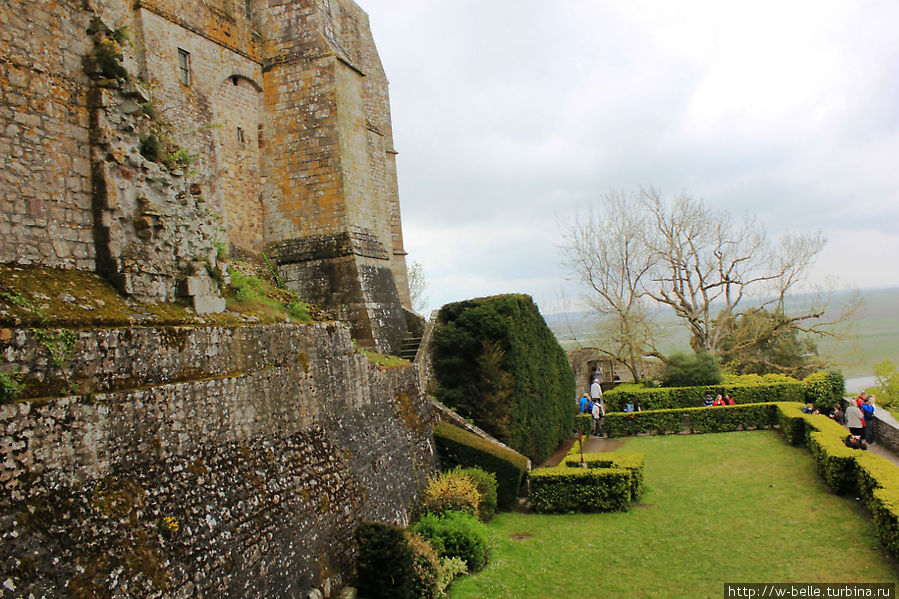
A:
[0, 261, 329, 329]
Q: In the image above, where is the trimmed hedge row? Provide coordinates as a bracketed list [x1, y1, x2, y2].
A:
[529, 467, 633, 513]
[601, 382, 805, 412]
[575, 403, 780, 437]
[773, 402, 899, 558]
[562, 450, 645, 501]
[569, 400, 899, 559]
[528, 448, 645, 513]
[432, 421, 529, 510]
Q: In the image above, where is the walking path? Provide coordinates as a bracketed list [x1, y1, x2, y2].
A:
[862, 407, 899, 466]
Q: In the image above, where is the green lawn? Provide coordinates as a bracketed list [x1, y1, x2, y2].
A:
[449, 431, 897, 598]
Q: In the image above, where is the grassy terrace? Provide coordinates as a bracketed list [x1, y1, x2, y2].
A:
[450, 431, 897, 598]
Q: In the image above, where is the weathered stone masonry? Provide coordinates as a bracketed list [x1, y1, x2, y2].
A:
[1, 0, 414, 353]
[1, 321, 437, 597]
[1, 3, 435, 595]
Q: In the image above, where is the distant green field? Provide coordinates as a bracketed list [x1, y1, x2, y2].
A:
[549, 287, 899, 378]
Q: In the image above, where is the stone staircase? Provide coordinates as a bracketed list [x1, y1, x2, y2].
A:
[398, 335, 422, 361]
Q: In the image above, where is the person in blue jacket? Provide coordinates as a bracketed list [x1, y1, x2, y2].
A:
[861, 396, 876, 444]
[579, 393, 590, 413]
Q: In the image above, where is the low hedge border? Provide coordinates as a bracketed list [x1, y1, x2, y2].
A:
[562, 450, 645, 501]
[773, 402, 899, 558]
[601, 382, 805, 412]
[529, 467, 634, 513]
[527, 447, 645, 513]
[575, 403, 780, 437]
[432, 421, 530, 510]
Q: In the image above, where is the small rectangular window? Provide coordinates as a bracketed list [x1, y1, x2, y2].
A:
[178, 49, 191, 86]
[237, 127, 245, 143]
[245, 0, 252, 19]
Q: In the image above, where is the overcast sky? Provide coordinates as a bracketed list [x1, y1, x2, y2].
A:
[359, 0, 899, 314]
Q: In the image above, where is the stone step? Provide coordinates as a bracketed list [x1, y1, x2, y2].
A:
[398, 336, 422, 360]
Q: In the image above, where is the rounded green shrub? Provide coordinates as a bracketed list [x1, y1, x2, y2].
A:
[455, 467, 497, 521]
[406, 532, 441, 599]
[661, 352, 722, 387]
[411, 511, 490, 572]
[354, 521, 416, 599]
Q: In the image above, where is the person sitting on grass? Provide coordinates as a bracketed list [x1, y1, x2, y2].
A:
[624, 400, 634, 413]
[801, 403, 819, 415]
[844, 434, 868, 450]
[725, 393, 735, 405]
[712, 394, 725, 406]
[704, 393, 714, 407]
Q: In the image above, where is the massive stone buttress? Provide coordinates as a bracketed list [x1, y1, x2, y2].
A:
[259, 0, 413, 354]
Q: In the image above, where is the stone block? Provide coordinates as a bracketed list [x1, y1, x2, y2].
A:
[192, 295, 226, 314]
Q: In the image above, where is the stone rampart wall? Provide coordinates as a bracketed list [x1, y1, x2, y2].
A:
[0, 1, 95, 270]
[0, 321, 437, 597]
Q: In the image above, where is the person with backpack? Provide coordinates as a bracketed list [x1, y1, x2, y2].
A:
[591, 398, 605, 437]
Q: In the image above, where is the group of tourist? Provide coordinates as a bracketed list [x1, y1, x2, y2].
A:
[703, 393, 735, 407]
[577, 377, 608, 437]
[844, 393, 877, 445]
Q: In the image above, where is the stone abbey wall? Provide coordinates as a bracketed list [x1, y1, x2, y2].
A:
[1, 0, 414, 352]
[0, 320, 437, 597]
[0, 2, 95, 270]
[0, 2, 439, 596]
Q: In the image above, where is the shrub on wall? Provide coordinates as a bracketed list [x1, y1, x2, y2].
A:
[433, 294, 575, 462]
[432, 422, 529, 510]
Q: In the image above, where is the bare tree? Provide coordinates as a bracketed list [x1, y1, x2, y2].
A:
[559, 191, 662, 380]
[561, 187, 857, 377]
[640, 188, 833, 355]
[407, 260, 429, 314]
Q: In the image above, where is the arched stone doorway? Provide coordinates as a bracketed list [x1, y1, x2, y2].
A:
[212, 74, 263, 254]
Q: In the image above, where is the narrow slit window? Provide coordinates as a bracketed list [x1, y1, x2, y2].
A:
[237, 127, 245, 144]
[245, 0, 252, 19]
[178, 49, 191, 86]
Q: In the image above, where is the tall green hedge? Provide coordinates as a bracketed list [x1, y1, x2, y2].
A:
[433, 294, 575, 462]
[432, 422, 529, 510]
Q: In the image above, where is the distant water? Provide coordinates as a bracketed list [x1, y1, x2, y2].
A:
[845, 374, 877, 394]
